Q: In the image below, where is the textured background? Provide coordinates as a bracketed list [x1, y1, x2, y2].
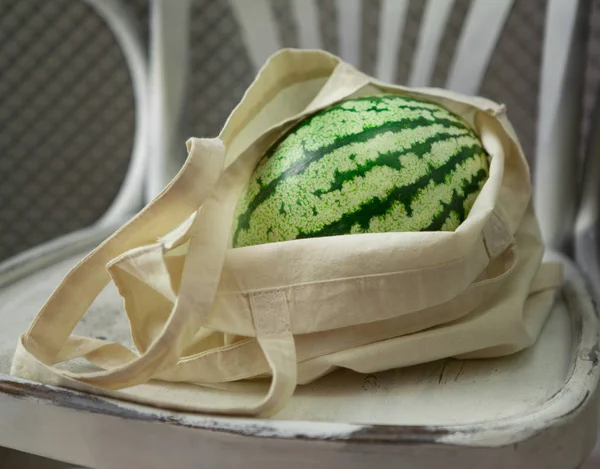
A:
[0, 0, 148, 260]
[0, 0, 598, 261]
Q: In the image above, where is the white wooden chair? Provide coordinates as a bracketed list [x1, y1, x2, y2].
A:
[0, 0, 599, 467]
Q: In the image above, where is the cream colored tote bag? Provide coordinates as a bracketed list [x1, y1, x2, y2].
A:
[11, 49, 562, 417]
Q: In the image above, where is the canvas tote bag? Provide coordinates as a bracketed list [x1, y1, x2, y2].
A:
[11, 49, 563, 417]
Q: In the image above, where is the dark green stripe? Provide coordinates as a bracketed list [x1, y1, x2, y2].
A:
[259, 95, 464, 166]
[313, 131, 471, 197]
[294, 97, 444, 129]
[233, 116, 468, 245]
[283, 94, 463, 144]
[423, 168, 488, 231]
[294, 145, 483, 239]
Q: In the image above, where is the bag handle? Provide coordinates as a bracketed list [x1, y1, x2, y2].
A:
[17, 138, 225, 389]
[13, 252, 297, 416]
[12, 312, 297, 417]
[12, 61, 375, 415]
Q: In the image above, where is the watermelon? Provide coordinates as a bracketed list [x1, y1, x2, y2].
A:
[232, 94, 489, 248]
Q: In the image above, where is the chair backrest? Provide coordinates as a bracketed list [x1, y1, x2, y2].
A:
[89, 0, 149, 227]
[576, 0, 600, 300]
[2, 0, 587, 260]
[148, 0, 590, 253]
[0, 0, 148, 261]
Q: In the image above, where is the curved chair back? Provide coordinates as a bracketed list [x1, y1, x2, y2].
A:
[0, 0, 148, 260]
[149, 0, 590, 252]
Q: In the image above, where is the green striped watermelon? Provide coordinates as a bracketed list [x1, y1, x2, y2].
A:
[232, 94, 489, 248]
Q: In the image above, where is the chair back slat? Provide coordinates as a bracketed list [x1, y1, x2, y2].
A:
[314, 0, 338, 55]
[336, 0, 362, 68]
[534, 0, 587, 248]
[290, 0, 322, 50]
[84, 0, 150, 224]
[575, 91, 600, 297]
[393, 0, 426, 85]
[146, 0, 191, 199]
[375, 0, 410, 83]
[229, 0, 281, 72]
[430, 0, 472, 88]
[408, 0, 456, 87]
[271, 0, 300, 48]
[359, 0, 381, 77]
[445, 0, 515, 95]
[574, 0, 600, 299]
[478, 0, 547, 165]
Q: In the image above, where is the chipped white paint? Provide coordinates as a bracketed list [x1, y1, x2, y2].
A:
[82, 0, 149, 224]
[162, 412, 358, 440]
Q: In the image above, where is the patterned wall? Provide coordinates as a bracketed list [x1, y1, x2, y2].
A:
[0, 0, 148, 260]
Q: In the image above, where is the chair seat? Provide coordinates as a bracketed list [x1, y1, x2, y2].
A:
[0, 228, 598, 469]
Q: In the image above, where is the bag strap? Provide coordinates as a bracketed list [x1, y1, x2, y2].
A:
[12, 61, 376, 415]
[12, 264, 297, 416]
[12, 137, 298, 416]
[16, 138, 225, 388]
[12, 310, 296, 417]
